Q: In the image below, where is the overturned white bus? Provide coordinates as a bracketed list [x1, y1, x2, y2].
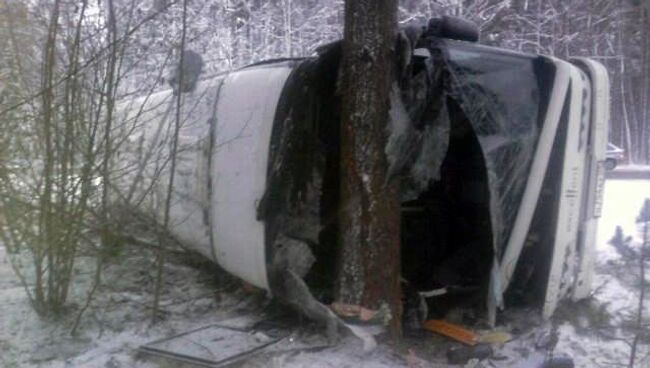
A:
[116, 17, 610, 328]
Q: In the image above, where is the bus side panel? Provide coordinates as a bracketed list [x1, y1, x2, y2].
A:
[115, 79, 222, 262]
[571, 59, 610, 300]
[542, 67, 590, 318]
[494, 59, 571, 325]
[167, 80, 224, 261]
[211, 66, 292, 291]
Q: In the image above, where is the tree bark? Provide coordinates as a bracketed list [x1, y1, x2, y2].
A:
[617, 0, 634, 163]
[337, 0, 401, 336]
[641, 7, 649, 163]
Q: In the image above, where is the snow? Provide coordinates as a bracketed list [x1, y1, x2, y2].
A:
[596, 179, 650, 260]
[614, 164, 650, 172]
[0, 248, 259, 368]
[2, 179, 650, 367]
[557, 178, 650, 367]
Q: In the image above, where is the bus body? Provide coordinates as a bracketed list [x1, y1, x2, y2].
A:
[117, 30, 609, 323]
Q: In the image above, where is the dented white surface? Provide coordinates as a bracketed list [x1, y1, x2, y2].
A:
[116, 64, 293, 291]
[211, 65, 293, 290]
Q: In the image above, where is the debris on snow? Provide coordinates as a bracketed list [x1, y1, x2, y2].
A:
[446, 344, 493, 365]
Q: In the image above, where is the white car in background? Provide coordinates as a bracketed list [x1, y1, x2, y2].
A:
[606, 143, 625, 170]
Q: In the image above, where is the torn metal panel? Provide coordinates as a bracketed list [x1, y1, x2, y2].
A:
[386, 42, 451, 201]
[257, 44, 341, 286]
[271, 234, 316, 278]
[266, 231, 377, 351]
[254, 46, 380, 349]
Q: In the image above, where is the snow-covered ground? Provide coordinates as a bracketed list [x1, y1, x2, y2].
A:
[614, 164, 650, 172]
[597, 179, 650, 254]
[555, 178, 650, 367]
[1, 179, 649, 368]
[0, 247, 262, 368]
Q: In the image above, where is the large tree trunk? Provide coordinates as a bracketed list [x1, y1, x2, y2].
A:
[337, 0, 401, 335]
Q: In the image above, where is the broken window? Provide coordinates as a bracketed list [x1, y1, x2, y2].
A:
[444, 42, 548, 259]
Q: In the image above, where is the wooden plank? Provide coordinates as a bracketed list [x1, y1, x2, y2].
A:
[422, 320, 478, 346]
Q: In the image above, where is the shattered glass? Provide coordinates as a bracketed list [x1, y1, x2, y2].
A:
[257, 52, 337, 270]
[440, 42, 542, 258]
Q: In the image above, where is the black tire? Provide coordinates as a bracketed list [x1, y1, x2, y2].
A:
[604, 158, 617, 171]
